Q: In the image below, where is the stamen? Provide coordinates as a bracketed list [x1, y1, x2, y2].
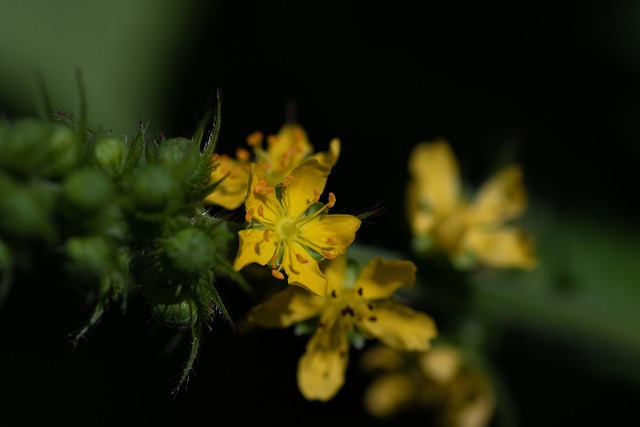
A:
[282, 175, 294, 187]
[255, 179, 273, 195]
[270, 254, 278, 269]
[236, 148, 251, 161]
[258, 204, 265, 217]
[326, 236, 337, 246]
[267, 135, 277, 145]
[246, 131, 263, 147]
[271, 269, 285, 280]
[295, 253, 309, 264]
[313, 189, 320, 203]
[263, 229, 270, 242]
[327, 192, 336, 208]
[322, 251, 336, 259]
[245, 208, 254, 223]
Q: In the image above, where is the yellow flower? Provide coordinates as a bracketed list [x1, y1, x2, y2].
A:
[407, 139, 537, 269]
[204, 123, 340, 210]
[248, 255, 437, 401]
[360, 343, 496, 427]
[233, 159, 360, 296]
[249, 123, 341, 185]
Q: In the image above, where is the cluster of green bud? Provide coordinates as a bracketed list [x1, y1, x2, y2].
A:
[0, 99, 247, 393]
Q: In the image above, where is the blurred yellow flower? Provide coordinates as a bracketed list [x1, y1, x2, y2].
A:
[407, 139, 537, 269]
[204, 123, 340, 210]
[203, 149, 251, 210]
[248, 255, 437, 401]
[233, 159, 360, 296]
[360, 343, 496, 427]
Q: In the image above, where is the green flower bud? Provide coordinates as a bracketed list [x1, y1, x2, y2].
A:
[41, 124, 81, 177]
[163, 227, 215, 274]
[93, 134, 126, 174]
[63, 168, 114, 212]
[65, 235, 113, 278]
[152, 297, 198, 329]
[129, 165, 178, 213]
[0, 119, 51, 176]
[156, 137, 199, 168]
[205, 217, 241, 260]
[0, 174, 56, 240]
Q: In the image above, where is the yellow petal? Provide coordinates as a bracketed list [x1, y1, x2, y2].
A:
[355, 257, 417, 300]
[469, 165, 527, 225]
[233, 229, 276, 271]
[464, 226, 537, 269]
[203, 155, 250, 210]
[358, 301, 437, 351]
[283, 241, 327, 297]
[417, 344, 462, 385]
[244, 163, 280, 224]
[309, 138, 340, 167]
[321, 255, 348, 296]
[408, 140, 460, 215]
[297, 317, 350, 401]
[268, 123, 313, 166]
[248, 286, 324, 328]
[406, 180, 436, 235]
[362, 372, 417, 419]
[281, 159, 331, 218]
[299, 214, 361, 257]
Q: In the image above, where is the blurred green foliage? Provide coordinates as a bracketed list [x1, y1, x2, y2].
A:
[0, 0, 212, 136]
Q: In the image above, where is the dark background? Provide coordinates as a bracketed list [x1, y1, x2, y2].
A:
[1, 1, 639, 426]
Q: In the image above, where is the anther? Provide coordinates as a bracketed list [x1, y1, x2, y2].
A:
[263, 229, 270, 242]
[246, 131, 263, 147]
[258, 204, 265, 217]
[328, 192, 336, 208]
[282, 175, 294, 187]
[322, 251, 336, 259]
[255, 179, 273, 195]
[313, 189, 320, 203]
[271, 269, 285, 280]
[295, 253, 309, 264]
[326, 236, 337, 246]
[245, 208, 254, 222]
[236, 148, 251, 161]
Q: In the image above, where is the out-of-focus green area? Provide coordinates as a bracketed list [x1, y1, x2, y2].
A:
[0, 0, 209, 136]
[1, 2, 639, 427]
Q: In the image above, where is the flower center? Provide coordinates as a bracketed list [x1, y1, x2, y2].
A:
[277, 219, 298, 240]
